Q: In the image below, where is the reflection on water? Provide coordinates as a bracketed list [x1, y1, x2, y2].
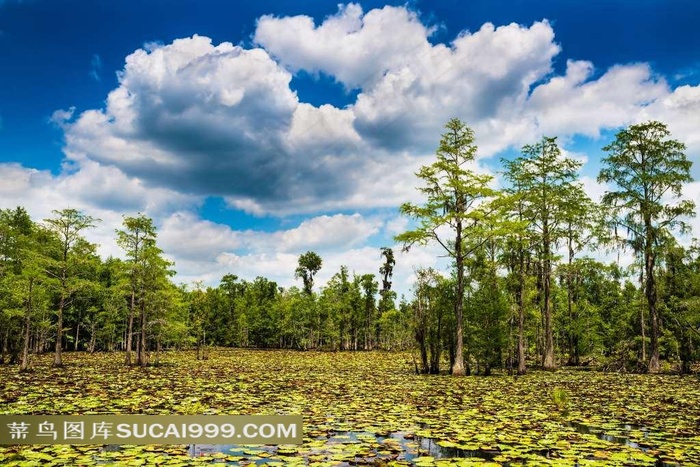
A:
[189, 430, 505, 464]
[567, 421, 650, 451]
[187, 424, 682, 466]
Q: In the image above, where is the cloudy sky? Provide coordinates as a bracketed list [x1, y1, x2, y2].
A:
[1, 0, 699, 297]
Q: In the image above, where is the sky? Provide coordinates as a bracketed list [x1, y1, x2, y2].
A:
[1, 0, 699, 297]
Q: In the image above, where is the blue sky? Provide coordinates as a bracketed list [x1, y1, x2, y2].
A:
[1, 0, 699, 295]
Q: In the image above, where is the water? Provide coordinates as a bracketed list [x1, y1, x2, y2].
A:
[185, 423, 681, 466]
[189, 430, 502, 464]
[566, 421, 650, 451]
[565, 422, 682, 467]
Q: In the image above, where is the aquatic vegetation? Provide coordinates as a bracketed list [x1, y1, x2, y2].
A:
[1, 350, 698, 465]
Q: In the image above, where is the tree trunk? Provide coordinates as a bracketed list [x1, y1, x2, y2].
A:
[452, 217, 466, 376]
[20, 314, 31, 371]
[517, 247, 527, 375]
[645, 233, 660, 373]
[155, 334, 162, 366]
[430, 311, 442, 374]
[138, 300, 147, 367]
[126, 289, 136, 365]
[88, 322, 96, 353]
[54, 293, 65, 366]
[542, 231, 556, 370]
[74, 322, 80, 351]
[639, 268, 647, 363]
[20, 279, 33, 372]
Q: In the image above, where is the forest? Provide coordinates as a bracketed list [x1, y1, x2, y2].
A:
[0, 119, 698, 378]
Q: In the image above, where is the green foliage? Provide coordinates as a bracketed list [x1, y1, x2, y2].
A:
[503, 136, 585, 370]
[295, 251, 322, 295]
[116, 213, 173, 366]
[0, 119, 698, 382]
[551, 387, 570, 415]
[598, 120, 695, 373]
[465, 241, 509, 375]
[411, 268, 455, 374]
[395, 118, 498, 255]
[43, 208, 99, 366]
[397, 118, 500, 376]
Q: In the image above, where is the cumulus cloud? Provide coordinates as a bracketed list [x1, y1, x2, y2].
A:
[526, 60, 668, 138]
[158, 211, 381, 258]
[56, 5, 700, 217]
[640, 84, 700, 177]
[156, 211, 417, 292]
[62, 35, 380, 214]
[255, 4, 434, 89]
[158, 212, 241, 261]
[49, 106, 75, 128]
[22, 2, 699, 296]
[0, 161, 199, 260]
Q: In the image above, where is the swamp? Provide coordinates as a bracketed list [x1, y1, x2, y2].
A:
[1, 350, 698, 466]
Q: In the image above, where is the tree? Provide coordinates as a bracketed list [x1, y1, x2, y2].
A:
[466, 239, 508, 375]
[44, 209, 98, 366]
[188, 281, 209, 359]
[116, 214, 173, 366]
[135, 238, 173, 366]
[244, 276, 279, 348]
[559, 184, 601, 365]
[360, 274, 378, 350]
[116, 214, 157, 366]
[0, 207, 50, 370]
[503, 136, 582, 370]
[377, 247, 396, 346]
[660, 241, 700, 374]
[411, 268, 454, 374]
[598, 121, 695, 373]
[396, 118, 498, 376]
[209, 274, 246, 347]
[91, 257, 127, 352]
[378, 247, 396, 314]
[295, 251, 322, 295]
[320, 266, 353, 350]
[498, 174, 532, 375]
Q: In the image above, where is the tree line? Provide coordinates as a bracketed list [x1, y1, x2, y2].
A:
[0, 119, 698, 375]
[397, 119, 698, 375]
[0, 209, 411, 369]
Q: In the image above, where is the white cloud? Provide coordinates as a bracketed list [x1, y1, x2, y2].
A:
[53, 5, 700, 217]
[7, 3, 699, 298]
[273, 213, 381, 252]
[254, 4, 433, 89]
[158, 211, 381, 260]
[350, 19, 560, 153]
[159, 212, 241, 261]
[384, 215, 409, 237]
[641, 84, 700, 169]
[581, 175, 609, 203]
[49, 107, 75, 128]
[0, 161, 199, 261]
[526, 60, 668, 138]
